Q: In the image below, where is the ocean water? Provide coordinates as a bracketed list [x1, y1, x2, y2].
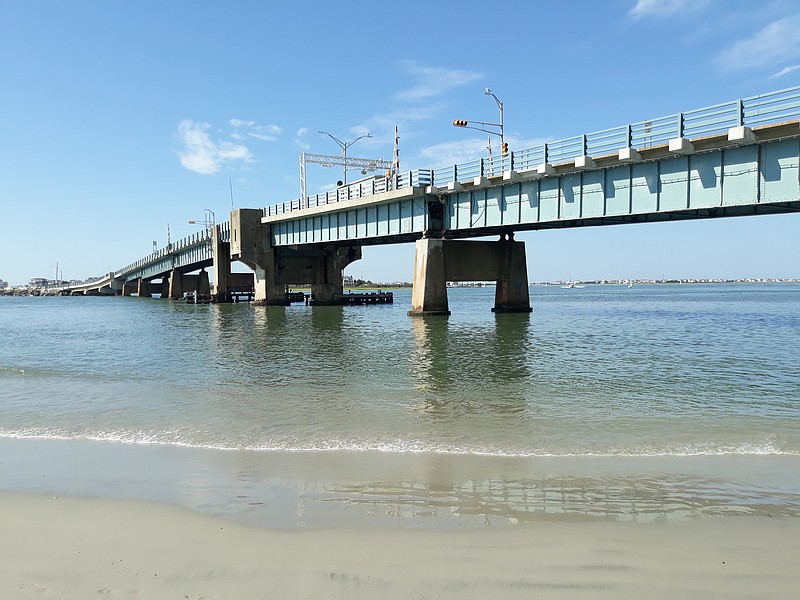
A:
[1, 284, 799, 527]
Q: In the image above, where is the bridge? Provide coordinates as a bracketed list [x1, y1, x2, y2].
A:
[67, 86, 800, 314]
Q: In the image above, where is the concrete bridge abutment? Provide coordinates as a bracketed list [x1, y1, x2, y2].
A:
[408, 235, 532, 316]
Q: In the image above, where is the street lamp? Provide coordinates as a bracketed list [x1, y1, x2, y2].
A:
[188, 208, 216, 237]
[484, 88, 504, 146]
[318, 130, 372, 185]
[452, 88, 506, 153]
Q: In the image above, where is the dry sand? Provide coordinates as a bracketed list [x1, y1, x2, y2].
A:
[2, 491, 799, 599]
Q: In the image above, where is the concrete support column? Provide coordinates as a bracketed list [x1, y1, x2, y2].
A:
[408, 238, 450, 316]
[212, 225, 231, 302]
[408, 236, 531, 315]
[493, 238, 533, 313]
[230, 209, 288, 306]
[310, 246, 362, 305]
[137, 278, 151, 298]
[168, 269, 183, 300]
[160, 276, 170, 298]
[198, 269, 210, 296]
[121, 280, 133, 296]
[253, 265, 287, 305]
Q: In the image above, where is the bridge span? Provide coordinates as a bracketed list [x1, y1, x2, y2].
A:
[69, 87, 800, 314]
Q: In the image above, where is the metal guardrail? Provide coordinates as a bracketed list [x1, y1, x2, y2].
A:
[116, 229, 211, 278]
[259, 85, 800, 212]
[262, 169, 434, 217]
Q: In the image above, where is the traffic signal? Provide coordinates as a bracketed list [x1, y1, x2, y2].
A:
[501, 142, 509, 155]
[452, 119, 468, 127]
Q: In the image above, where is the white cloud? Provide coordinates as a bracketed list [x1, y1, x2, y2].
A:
[228, 120, 282, 141]
[771, 64, 800, 78]
[718, 15, 800, 71]
[296, 127, 308, 137]
[177, 120, 252, 175]
[394, 61, 483, 102]
[630, 0, 709, 19]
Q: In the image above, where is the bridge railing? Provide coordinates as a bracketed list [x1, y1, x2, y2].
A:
[115, 229, 211, 278]
[263, 169, 435, 217]
[744, 86, 800, 126]
[424, 85, 800, 188]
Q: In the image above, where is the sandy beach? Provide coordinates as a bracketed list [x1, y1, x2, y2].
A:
[2, 491, 798, 599]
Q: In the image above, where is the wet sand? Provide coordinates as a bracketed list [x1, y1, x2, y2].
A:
[2, 491, 799, 599]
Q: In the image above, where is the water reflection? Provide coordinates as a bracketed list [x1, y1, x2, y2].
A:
[217, 452, 800, 530]
[409, 313, 534, 419]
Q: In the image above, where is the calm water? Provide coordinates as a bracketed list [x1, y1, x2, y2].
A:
[1, 284, 799, 526]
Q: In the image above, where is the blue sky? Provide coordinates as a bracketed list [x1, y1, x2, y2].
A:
[1, 0, 799, 286]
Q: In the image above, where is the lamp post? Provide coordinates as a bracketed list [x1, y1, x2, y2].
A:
[484, 88, 504, 146]
[318, 131, 372, 185]
[452, 88, 506, 154]
[188, 209, 215, 237]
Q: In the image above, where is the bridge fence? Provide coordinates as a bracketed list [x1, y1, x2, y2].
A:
[263, 85, 800, 212]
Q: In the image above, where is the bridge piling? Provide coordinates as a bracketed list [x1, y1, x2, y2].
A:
[231, 209, 289, 305]
[168, 270, 183, 300]
[136, 278, 151, 298]
[408, 236, 532, 316]
[212, 225, 232, 302]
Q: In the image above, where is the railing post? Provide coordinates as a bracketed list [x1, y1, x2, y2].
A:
[678, 112, 685, 138]
[627, 124, 633, 148]
[544, 143, 549, 164]
[582, 134, 588, 156]
[737, 99, 744, 127]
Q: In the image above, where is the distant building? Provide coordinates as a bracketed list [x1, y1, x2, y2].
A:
[0, 279, 7, 289]
[29, 277, 49, 288]
[343, 275, 355, 286]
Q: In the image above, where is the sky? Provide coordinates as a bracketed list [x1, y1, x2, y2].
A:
[1, 0, 799, 286]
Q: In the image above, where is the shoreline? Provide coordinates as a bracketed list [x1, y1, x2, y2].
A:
[2, 490, 799, 599]
[2, 436, 799, 532]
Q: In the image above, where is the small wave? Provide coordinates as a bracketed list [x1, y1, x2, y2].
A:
[1, 430, 798, 457]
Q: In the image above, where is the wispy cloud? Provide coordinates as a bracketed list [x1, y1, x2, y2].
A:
[629, 0, 710, 19]
[229, 120, 282, 142]
[717, 14, 800, 71]
[177, 120, 252, 175]
[394, 61, 483, 102]
[293, 127, 310, 150]
[771, 64, 800, 78]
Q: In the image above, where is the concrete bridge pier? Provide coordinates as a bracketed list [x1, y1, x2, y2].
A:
[212, 225, 232, 302]
[409, 237, 450, 315]
[197, 269, 210, 296]
[121, 280, 134, 297]
[308, 246, 362, 305]
[491, 234, 533, 314]
[408, 235, 532, 316]
[159, 276, 170, 299]
[168, 270, 183, 300]
[136, 278, 152, 298]
[230, 208, 288, 305]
